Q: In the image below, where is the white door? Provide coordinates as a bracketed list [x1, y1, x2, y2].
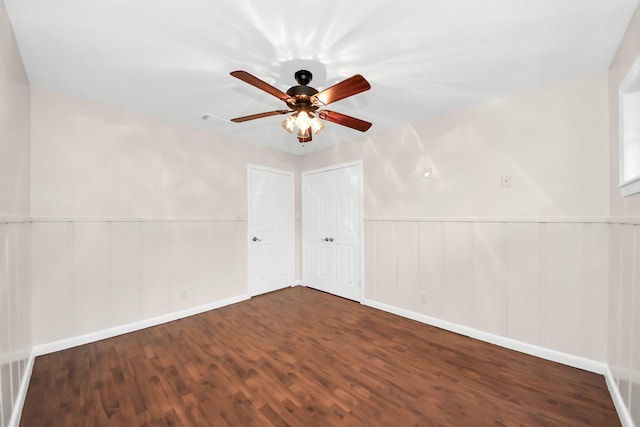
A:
[248, 165, 295, 296]
[303, 162, 362, 301]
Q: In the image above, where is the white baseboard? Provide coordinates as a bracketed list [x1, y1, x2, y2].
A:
[362, 298, 637, 426]
[290, 280, 305, 287]
[604, 365, 636, 427]
[34, 293, 250, 356]
[8, 349, 36, 427]
[361, 298, 606, 374]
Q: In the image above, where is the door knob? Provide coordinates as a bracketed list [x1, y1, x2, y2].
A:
[252, 236, 262, 242]
[323, 237, 334, 242]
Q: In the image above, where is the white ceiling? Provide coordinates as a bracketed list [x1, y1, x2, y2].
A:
[5, 0, 639, 155]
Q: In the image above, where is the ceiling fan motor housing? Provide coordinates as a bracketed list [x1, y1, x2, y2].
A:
[286, 85, 319, 99]
[287, 71, 319, 109]
[287, 70, 319, 102]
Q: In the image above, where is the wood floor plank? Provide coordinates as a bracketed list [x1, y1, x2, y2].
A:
[20, 287, 620, 426]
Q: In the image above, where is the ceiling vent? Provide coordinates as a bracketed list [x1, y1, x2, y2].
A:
[201, 114, 227, 124]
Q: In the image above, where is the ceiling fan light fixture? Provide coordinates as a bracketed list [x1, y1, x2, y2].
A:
[297, 126, 312, 141]
[297, 128, 312, 143]
[281, 111, 325, 138]
[281, 114, 296, 133]
[295, 111, 312, 132]
[309, 115, 325, 134]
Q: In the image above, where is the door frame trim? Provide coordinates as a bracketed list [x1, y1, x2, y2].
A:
[247, 164, 295, 297]
[301, 160, 364, 302]
[302, 160, 363, 177]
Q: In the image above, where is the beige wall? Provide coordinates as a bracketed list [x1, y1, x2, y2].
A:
[608, 4, 640, 425]
[300, 72, 611, 362]
[0, 0, 31, 425]
[301, 72, 610, 219]
[0, 1, 30, 216]
[30, 87, 297, 218]
[29, 87, 298, 346]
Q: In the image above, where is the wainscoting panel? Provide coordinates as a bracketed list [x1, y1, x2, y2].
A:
[417, 222, 445, 318]
[583, 223, 609, 362]
[74, 222, 111, 336]
[542, 223, 586, 356]
[372, 221, 398, 306]
[443, 222, 474, 327]
[110, 222, 140, 325]
[618, 223, 634, 410]
[471, 222, 507, 336]
[608, 223, 623, 387]
[31, 222, 73, 344]
[396, 222, 420, 312]
[364, 219, 609, 362]
[0, 221, 31, 427]
[31, 220, 248, 347]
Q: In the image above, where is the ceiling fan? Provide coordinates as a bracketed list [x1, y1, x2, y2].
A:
[230, 69, 372, 143]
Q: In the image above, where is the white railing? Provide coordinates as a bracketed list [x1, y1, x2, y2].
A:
[0, 221, 31, 427]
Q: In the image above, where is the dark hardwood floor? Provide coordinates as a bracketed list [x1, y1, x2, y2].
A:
[21, 286, 620, 426]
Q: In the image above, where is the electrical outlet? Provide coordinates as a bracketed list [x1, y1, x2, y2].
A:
[420, 293, 427, 304]
[179, 288, 188, 300]
[501, 175, 512, 188]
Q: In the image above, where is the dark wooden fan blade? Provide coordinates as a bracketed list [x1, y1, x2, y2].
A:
[312, 75, 371, 106]
[230, 110, 291, 123]
[318, 110, 372, 132]
[230, 71, 292, 102]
